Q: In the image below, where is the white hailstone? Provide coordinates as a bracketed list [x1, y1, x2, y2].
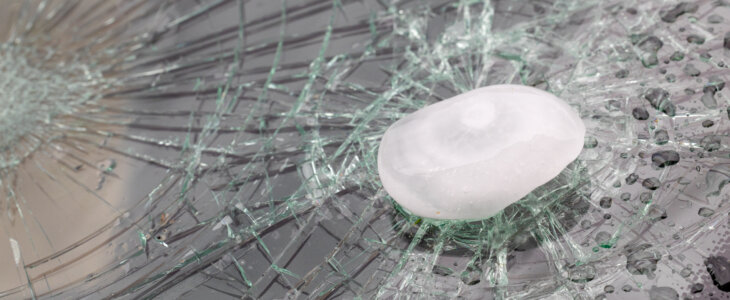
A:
[377, 84, 585, 220]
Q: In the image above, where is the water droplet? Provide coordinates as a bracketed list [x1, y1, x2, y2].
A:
[604, 285, 615, 293]
[640, 192, 652, 203]
[584, 136, 598, 148]
[567, 264, 596, 283]
[706, 164, 730, 197]
[580, 220, 592, 230]
[595, 231, 612, 247]
[432, 265, 453, 276]
[708, 14, 724, 24]
[626, 244, 660, 277]
[706, 76, 726, 92]
[703, 77, 725, 109]
[686, 34, 705, 45]
[701, 91, 718, 109]
[460, 266, 482, 285]
[643, 88, 676, 116]
[632, 34, 664, 51]
[632, 107, 649, 120]
[652, 150, 679, 168]
[683, 63, 701, 76]
[649, 286, 678, 300]
[690, 283, 704, 293]
[620, 192, 631, 201]
[647, 204, 667, 221]
[622, 285, 633, 292]
[660, 2, 698, 23]
[702, 120, 714, 127]
[700, 135, 721, 152]
[698, 207, 715, 217]
[669, 51, 684, 61]
[654, 129, 669, 145]
[599, 197, 612, 208]
[643, 177, 661, 190]
[626, 173, 639, 185]
[605, 100, 622, 111]
[631, 34, 663, 68]
[680, 268, 692, 278]
[642, 54, 659, 68]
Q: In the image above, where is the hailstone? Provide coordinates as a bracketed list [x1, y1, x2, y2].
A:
[377, 84, 585, 220]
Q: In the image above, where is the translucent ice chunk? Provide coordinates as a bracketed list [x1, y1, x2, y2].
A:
[377, 84, 585, 220]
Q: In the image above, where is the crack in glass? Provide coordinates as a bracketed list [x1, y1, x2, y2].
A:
[0, 0, 729, 299]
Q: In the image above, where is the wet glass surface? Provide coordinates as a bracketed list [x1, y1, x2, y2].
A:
[0, 0, 729, 299]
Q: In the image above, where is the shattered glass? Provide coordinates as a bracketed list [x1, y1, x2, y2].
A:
[1, 0, 730, 299]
